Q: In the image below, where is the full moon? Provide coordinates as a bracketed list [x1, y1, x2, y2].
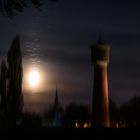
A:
[28, 69, 40, 87]
[23, 62, 48, 93]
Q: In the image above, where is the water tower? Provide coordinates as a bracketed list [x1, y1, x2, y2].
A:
[91, 37, 110, 127]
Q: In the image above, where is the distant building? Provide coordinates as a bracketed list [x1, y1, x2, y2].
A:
[43, 87, 64, 127]
[51, 87, 63, 127]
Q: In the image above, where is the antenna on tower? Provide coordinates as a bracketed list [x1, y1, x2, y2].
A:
[97, 31, 104, 44]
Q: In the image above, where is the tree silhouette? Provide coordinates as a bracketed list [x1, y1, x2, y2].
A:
[64, 103, 90, 128]
[0, 0, 58, 18]
[7, 35, 23, 126]
[120, 97, 140, 127]
[0, 0, 42, 17]
[109, 98, 120, 127]
[20, 112, 42, 128]
[0, 60, 7, 127]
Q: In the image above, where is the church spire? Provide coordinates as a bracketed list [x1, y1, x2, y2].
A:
[54, 86, 58, 109]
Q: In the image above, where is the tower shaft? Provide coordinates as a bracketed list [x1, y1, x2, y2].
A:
[92, 64, 110, 127]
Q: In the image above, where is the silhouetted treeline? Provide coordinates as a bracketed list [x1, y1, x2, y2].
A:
[63, 103, 91, 128]
[43, 103, 91, 128]
[119, 97, 140, 127]
[109, 98, 120, 127]
[110, 97, 140, 128]
[20, 112, 42, 128]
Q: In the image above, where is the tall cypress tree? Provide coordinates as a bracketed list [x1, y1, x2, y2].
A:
[0, 60, 7, 126]
[7, 35, 23, 126]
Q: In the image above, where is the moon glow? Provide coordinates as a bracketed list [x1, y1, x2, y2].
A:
[28, 69, 40, 87]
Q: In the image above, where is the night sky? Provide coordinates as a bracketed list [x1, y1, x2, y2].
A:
[0, 0, 140, 114]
